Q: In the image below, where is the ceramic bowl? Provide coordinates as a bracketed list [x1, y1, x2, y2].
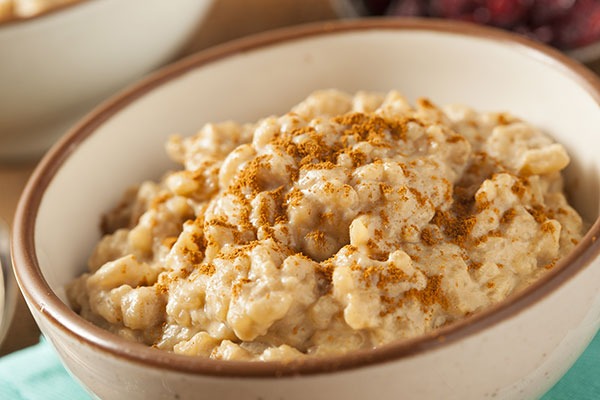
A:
[0, 219, 17, 346]
[11, 19, 600, 400]
[0, 0, 215, 161]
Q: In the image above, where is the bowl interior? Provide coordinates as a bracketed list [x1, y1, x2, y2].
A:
[31, 25, 600, 314]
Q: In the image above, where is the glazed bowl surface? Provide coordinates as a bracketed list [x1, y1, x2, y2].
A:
[12, 19, 600, 400]
[0, 219, 17, 346]
[0, 0, 214, 160]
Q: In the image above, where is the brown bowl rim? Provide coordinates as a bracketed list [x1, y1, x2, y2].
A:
[11, 17, 600, 378]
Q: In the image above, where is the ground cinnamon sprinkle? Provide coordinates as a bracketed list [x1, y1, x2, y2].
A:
[347, 149, 367, 166]
[511, 178, 527, 198]
[302, 161, 336, 171]
[255, 187, 285, 241]
[317, 261, 335, 288]
[544, 260, 556, 269]
[409, 187, 428, 207]
[379, 209, 389, 225]
[336, 112, 419, 144]
[218, 241, 261, 261]
[420, 227, 439, 246]
[274, 126, 337, 167]
[376, 264, 409, 289]
[446, 134, 465, 143]
[179, 224, 206, 266]
[417, 98, 435, 109]
[468, 261, 483, 271]
[155, 275, 173, 295]
[405, 275, 449, 311]
[162, 236, 177, 249]
[540, 221, 557, 234]
[500, 208, 517, 224]
[205, 217, 237, 230]
[72, 90, 586, 361]
[284, 188, 304, 207]
[228, 154, 273, 195]
[379, 295, 402, 317]
[305, 230, 327, 248]
[322, 182, 336, 195]
[556, 208, 568, 216]
[232, 278, 252, 297]
[379, 183, 394, 196]
[497, 113, 515, 125]
[432, 209, 476, 246]
[147, 191, 170, 211]
[527, 204, 549, 224]
[197, 262, 216, 276]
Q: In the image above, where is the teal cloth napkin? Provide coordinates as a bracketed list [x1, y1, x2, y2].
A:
[0, 332, 599, 399]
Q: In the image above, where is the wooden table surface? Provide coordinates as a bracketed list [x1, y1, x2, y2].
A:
[0, 0, 337, 356]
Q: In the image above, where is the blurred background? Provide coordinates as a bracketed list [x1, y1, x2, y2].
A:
[2, 0, 600, 357]
[339, 0, 600, 59]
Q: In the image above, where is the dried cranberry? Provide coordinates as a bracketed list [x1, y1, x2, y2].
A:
[388, 0, 428, 16]
[362, 0, 394, 15]
[365, 0, 600, 49]
[485, 0, 532, 27]
[428, 0, 481, 18]
[514, 24, 555, 44]
[530, 0, 576, 26]
[555, 0, 600, 48]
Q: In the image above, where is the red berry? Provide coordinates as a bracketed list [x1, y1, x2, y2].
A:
[514, 24, 555, 43]
[555, 0, 600, 48]
[485, 0, 532, 27]
[532, 25, 555, 43]
[363, 0, 394, 15]
[429, 0, 481, 18]
[530, 0, 576, 25]
[472, 6, 492, 23]
[388, 0, 428, 16]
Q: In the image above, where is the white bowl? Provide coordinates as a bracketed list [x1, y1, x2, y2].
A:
[0, 0, 215, 161]
[12, 19, 600, 400]
[0, 219, 16, 346]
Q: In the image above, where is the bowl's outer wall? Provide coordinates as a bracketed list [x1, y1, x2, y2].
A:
[13, 22, 600, 399]
[0, 0, 214, 160]
[29, 261, 600, 400]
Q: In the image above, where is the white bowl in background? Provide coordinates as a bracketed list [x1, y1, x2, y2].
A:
[11, 19, 600, 400]
[0, 219, 16, 346]
[0, 0, 215, 161]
